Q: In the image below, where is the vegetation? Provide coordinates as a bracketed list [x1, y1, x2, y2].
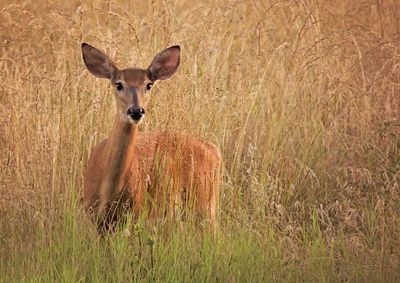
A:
[1, 0, 399, 281]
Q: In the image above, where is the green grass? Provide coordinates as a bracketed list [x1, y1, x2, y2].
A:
[0, 200, 330, 282]
[1, 192, 397, 282]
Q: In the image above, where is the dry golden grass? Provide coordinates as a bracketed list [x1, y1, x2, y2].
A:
[1, 0, 400, 281]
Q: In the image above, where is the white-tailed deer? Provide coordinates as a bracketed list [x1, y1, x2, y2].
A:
[81, 43, 221, 233]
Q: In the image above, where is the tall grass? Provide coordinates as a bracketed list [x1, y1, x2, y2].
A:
[1, 0, 399, 281]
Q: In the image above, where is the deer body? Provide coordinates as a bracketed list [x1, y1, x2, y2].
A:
[81, 43, 221, 232]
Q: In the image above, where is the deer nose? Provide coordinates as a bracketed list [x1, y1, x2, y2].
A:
[127, 106, 145, 121]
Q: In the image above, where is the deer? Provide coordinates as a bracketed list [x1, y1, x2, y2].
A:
[81, 43, 221, 234]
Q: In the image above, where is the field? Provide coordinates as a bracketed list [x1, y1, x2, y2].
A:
[1, 0, 400, 281]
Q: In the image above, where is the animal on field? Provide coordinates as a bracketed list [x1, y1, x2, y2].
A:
[81, 43, 222, 233]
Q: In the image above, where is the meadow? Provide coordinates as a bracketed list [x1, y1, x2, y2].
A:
[1, 0, 400, 281]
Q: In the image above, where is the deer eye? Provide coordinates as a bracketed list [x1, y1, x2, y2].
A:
[146, 83, 153, 91]
[115, 82, 123, 91]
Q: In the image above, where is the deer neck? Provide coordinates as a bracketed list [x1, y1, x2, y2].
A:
[100, 115, 138, 206]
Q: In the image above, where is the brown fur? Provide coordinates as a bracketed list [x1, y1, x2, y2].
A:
[83, 125, 221, 231]
[81, 43, 221, 232]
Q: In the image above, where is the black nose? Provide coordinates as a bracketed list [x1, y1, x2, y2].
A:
[127, 106, 145, 121]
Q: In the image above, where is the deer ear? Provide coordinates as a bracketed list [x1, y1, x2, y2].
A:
[148, 45, 180, 81]
[81, 43, 118, 79]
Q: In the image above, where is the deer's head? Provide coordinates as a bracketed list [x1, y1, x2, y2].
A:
[82, 43, 180, 124]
